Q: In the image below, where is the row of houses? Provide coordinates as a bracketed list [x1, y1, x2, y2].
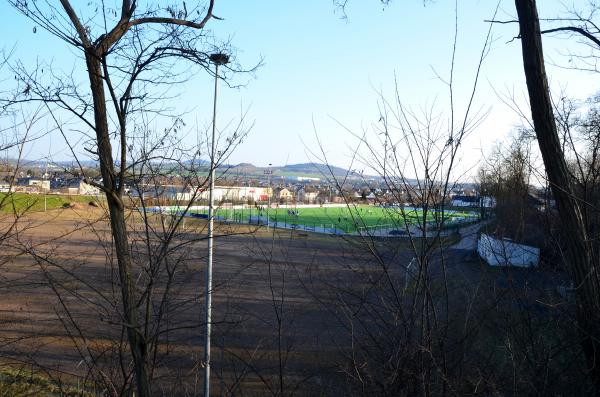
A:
[0, 178, 101, 195]
[137, 183, 497, 206]
[2, 177, 330, 204]
[171, 184, 494, 206]
[2, 175, 499, 209]
[174, 186, 273, 203]
[172, 185, 325, 204]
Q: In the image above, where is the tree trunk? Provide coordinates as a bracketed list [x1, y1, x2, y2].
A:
[515, 0, 600, 393]
[85, 53, 151, 397]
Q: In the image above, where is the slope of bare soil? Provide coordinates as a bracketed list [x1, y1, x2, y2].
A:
[0, 208, 377, 395]
[0, 208, 584, 396]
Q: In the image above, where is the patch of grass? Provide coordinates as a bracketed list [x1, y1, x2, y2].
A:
[0, 193, 101, 214]
[0, 368, 96, 397]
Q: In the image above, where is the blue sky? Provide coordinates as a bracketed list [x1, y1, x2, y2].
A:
[1, 1, 599, 179]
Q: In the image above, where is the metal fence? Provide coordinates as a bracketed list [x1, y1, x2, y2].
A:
[147, 205, 479, 237]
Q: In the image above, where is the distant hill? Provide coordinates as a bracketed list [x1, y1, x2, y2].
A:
[277, 163, 358, 176]
[6, 159, 99, 169]
[11, 157, 377, 180]
[228, 163, 259, 174]
[224, 162, 368, 179]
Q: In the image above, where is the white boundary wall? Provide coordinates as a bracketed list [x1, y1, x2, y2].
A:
[477, 233, 540, 267]
[150, 203, 350, 212]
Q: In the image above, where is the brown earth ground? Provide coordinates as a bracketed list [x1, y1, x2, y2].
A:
[0, 207, 418, 395]
[0, 207, 573, 396]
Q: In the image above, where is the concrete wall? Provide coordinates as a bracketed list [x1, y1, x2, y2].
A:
[477, 233, 540, 268]
[195, 186, 272, 202]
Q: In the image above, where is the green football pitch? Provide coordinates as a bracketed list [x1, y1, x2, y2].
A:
[187, 205, 477, 233]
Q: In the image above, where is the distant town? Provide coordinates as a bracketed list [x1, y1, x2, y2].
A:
[0, 159, 512, 209]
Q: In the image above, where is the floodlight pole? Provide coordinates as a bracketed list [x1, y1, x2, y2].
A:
[267, 163, 272, 229]
[204, 53, 229, 397]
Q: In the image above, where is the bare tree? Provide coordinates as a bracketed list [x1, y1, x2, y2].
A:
[514, 0, 600, 393]
[0, 52, 48, 261]
[478, 131, 536, 242]
[341, 0, 600, 391]
[4, 1, 253, 395]
[297, 5, 504, 395]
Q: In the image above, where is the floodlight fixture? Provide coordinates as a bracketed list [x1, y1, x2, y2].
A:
[209, 52, 229, 66]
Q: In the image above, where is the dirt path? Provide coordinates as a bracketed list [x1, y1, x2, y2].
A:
[450, 220, 491, 250]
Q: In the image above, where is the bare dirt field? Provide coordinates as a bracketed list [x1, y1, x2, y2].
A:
[0, 207, 412, 395]
[0, 208, 578, 396]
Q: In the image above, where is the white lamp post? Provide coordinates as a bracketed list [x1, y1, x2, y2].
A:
[264, 163, 272, 228]
[204, 52, 229, 397]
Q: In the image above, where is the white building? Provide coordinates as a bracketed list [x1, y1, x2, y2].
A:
[297, 187, 319, 203]
[28, 179, 51, 191]
[451, 195, 479, 207]
[297, 176, 320, 182]
[192, 186, 273, 202]
[67, 180, 101, 196]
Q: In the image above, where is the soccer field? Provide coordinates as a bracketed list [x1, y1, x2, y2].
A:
[189, 205, 477, 233]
